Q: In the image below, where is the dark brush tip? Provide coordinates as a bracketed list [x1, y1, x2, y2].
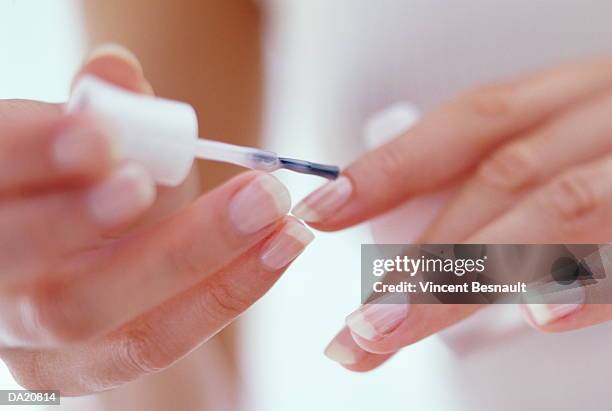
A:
[278, 157, 340, 180]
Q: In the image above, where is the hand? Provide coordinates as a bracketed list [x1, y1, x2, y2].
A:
[0, 45, 313, 395]
[292, 58, 612, 370]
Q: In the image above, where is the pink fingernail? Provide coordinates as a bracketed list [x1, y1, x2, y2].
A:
[260, 220, 314, 270]
[229, 174, 291, 234]
[292, 176, 352, 223]
[87, 43, 143, 73]
[345, 293, 409, 341]
[524, 282, 585, 326]
[525, 303, 582, 326]
[52, 123, 115, 173]
[87, 163, 156, 226]
[324, 333, 367, 365]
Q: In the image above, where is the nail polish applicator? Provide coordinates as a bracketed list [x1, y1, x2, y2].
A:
[67, 76, 340, 186]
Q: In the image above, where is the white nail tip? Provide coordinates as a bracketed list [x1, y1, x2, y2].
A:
[283, 221, 315, 245]
[87, 43, 142, 70]
[324, 342, 358, 365]
[346, 311, 379, 341]
[292, 203, 321, 223]
[258, 174, 292, 215]
[526, 303, 581, 326]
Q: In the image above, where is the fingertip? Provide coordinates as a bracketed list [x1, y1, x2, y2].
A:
[52, 115, 118, 178]
[86, 162, 157, 228]
[521, 303, 572, 331]
[324, 328, 393, 372]
[324, 330, 367, 366]
[73, 43, 153, 95]
[229, 173, 291, 234]
[291, 175, 354, 228]
[260, 218, 314, 271]
[86, 43, 143, 74]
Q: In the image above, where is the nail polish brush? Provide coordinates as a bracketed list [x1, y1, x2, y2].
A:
[67, 75, 340, 186]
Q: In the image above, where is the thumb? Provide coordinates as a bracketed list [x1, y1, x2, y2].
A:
[72, 43, 154, 95]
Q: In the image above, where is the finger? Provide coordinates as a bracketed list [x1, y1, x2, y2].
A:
[293, 58, 612, 230]
[72, 43, 153, 95]
[0, 44, 152, 194]
[0, 112, 115, 194]
[521, 302, 612, 333]
[324, 328, 393, 372]
[423, 89, 612, 242]
[341, 299, 481, 355]
[469, 154, 612, 244]
[464, 158, 612, 332]
[0, 162, 156, 281]
[522, 245, 612, 331]
[3, 217, 313, 394]
[74, 44, 201, 228]
[0, 172, 291, 346]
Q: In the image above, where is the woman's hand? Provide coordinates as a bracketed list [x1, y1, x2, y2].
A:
[0, 46, 313, 395]
[292, 58, 612, 370]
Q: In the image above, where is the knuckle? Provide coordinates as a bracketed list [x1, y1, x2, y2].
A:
[462, 83, 517, 119]
[541, 170, 602, 229]
[199, 280, 252, 321]
[477, 143, 540, 191]
[114, 325, 170, 375]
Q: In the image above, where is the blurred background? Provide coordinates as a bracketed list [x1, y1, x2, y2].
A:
[3, 1, 612, 410]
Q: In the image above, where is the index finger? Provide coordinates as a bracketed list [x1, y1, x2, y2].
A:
[0, 107, 114, 194]
[293, 58, 612, 230]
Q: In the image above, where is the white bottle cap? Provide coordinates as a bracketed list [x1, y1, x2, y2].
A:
[67, 75, 198, 186]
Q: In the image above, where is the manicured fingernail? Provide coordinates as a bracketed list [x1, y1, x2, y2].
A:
[346, 293, 409, 341]
[53, 123, 115, 173]
[87, 163, 156, 226]
[140, 79, 155, 96]
[292, 176, 352, 223]
[230, 174, 291, 234]
[87, 43, 143, 74]
[324, 333, 367, 365]
[524, 282, 585, 326]
[260, 220, 314, 270]
[525, 303, 582, 326]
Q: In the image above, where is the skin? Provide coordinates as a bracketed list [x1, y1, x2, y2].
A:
[80, 2, 263, 408]
[308, 58, 612, 370]
[4, 0, 610, 405]
[0, 51, 310, 406]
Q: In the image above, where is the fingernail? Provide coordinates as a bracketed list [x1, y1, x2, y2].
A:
[292, 176, 352, 223]
[87, 43, 143, 74]
[524, 282, 585, 326]
[87, 163, 156, 226]
[260, 220, 314, 270]
[346, 293, 409, 341]
[229, 174, 291, 234]
[52, 123, 116, 173]
[525, 303, 582, 326]
[140, 79, 155, 96]
[324, 334, 367, 365]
